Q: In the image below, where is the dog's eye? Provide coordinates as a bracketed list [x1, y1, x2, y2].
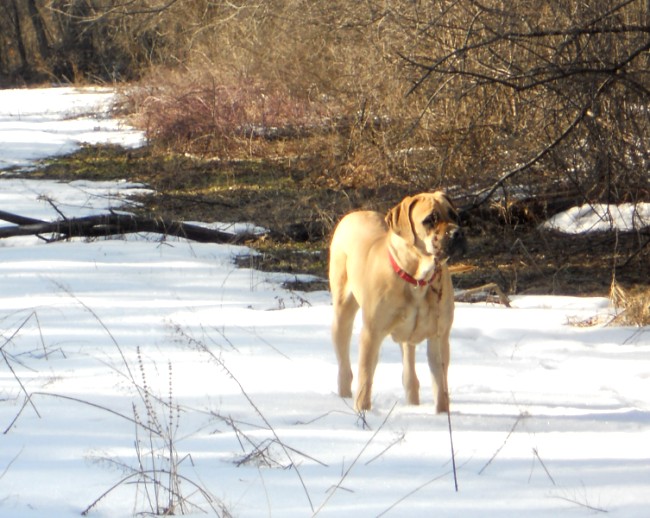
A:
[422, 214, 437, 227]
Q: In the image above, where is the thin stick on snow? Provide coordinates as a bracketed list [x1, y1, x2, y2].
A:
[0, 446, 23, 480]
[553, 493, 609, 514]
[377, 457, 472, 517]
[446, 404, 458, 492]
[312, 401, 398, 517]
[532, 447, 556, 486]
[1, 312, 43, 424]
[364, 432, 405, 465]
[443, 364, 459, 492]
[478, 413, 523, 475]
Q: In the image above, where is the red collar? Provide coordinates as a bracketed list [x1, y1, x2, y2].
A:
[388, 250, 436, 287]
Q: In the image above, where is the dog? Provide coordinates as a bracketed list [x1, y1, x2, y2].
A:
[328, 192, 466, 413]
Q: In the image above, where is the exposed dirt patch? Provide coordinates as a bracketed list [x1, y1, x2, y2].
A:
[20, 144, 650, 296]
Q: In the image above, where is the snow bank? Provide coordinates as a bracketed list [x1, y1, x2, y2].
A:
[0, 86, 144, 170]
[543, 202, 650, 234]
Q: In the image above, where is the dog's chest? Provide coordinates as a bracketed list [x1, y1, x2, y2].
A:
[390, 297, 438, 344]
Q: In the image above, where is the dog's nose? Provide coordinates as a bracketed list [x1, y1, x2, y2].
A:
[448, 227, 467, 257]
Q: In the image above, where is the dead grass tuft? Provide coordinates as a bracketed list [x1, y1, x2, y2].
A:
[610, 281, 650, 327]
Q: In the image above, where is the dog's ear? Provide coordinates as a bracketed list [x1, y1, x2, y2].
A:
[440, 192, 459, 220]
[441, 192, 455, 208]
[385, 196, 417, 244]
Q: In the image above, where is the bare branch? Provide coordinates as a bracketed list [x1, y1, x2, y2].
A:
[467, 76, 615, 210]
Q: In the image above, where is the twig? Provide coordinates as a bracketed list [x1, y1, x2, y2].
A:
[0, 447, 24, 480]
[42, 195, 68, 221]
[356, 409, 370, 430]
[294, 409, 355, 426]
[32, 312, 50, 360]
[0, 312, 43, 424]
[478, 413, 524, 475]
[187, 329, 316, 512]
[18, 391, 159, 434]
[553, 494, 609, 514]
[377, 457, 472, 517]
[442, 364, 458, 492]
[0, 351, 42, 422]
[364, 432, 405, 465]
[532, 447, 556, 486]
[446, 402, 458, 492]
[313, 401, 398, 516]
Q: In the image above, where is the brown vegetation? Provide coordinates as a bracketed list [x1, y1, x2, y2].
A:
[2, 1, 649, 296]
[4, 1, 650, 201]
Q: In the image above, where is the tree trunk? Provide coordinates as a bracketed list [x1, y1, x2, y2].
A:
[9, 0, 29, 74]
[26, 0, 51, 63]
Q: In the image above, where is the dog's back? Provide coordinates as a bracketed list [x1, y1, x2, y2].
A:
[329, 210, 387, 308]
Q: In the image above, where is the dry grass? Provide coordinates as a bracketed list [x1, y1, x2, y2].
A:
[610, 281, 650, 327]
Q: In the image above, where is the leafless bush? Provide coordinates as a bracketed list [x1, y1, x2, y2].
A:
[124, 69, 338, 156]
[113, 2, 428, 183]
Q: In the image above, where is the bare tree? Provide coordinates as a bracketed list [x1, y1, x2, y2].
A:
[395, 0, 650, 209]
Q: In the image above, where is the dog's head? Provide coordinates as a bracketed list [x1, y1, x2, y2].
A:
[386, 192, 466, 261]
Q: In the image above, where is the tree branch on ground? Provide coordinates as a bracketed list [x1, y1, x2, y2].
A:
[0, 210, 259, 244]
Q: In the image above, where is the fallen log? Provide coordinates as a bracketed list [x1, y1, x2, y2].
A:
[0, 210, 259, 244]
[0, 209, 44, 226]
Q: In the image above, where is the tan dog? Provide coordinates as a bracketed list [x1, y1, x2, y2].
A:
[329, 192, 466, 413]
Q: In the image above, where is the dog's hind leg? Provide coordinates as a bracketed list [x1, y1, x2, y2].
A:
[329, 241, 360, 399]
[401, 343, 420, 405]
[331, 293, 358, 398]
[355, 326, 384, 411]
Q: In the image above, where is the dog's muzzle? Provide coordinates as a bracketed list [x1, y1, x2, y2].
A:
[445, 226, 467, 259]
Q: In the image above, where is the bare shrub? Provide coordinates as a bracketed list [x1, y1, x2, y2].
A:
[124, 69, 338, 156]
[116, 2, 425, 184]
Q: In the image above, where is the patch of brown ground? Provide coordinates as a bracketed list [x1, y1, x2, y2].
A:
[24, 144, 650, 296]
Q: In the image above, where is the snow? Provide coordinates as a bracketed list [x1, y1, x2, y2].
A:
[0, 86, 144, 170]
[1, 87, 649, 517]
[543, 203, 650, 234]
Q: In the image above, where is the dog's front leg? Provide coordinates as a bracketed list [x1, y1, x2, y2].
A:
[355, 327, 382, 412]
[401, 343, 420, 405]
[427, 335, 450, 413]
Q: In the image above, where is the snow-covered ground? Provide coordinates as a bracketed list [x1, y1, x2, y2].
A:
[0, 86, 144, 170]
[1, 88, 649, 517]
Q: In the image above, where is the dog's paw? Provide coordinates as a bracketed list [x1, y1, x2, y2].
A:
[355, 410, 370, 430]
